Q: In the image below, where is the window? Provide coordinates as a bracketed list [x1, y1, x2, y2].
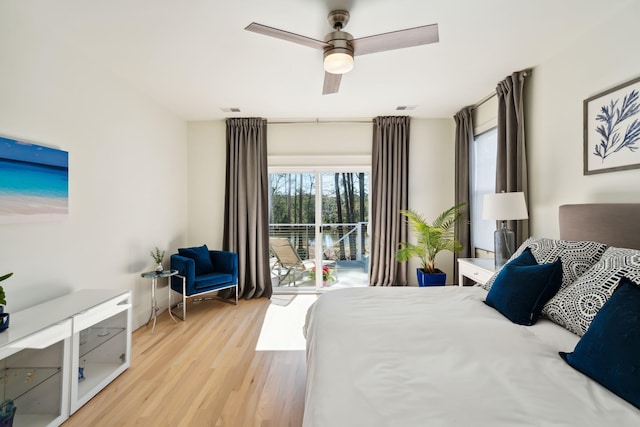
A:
[470, 127, 497, 255]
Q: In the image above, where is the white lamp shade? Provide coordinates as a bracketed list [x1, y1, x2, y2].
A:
[323, 52, 354, 74]
[482, 192, 529, 221]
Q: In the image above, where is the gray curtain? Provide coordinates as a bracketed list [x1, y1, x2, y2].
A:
[453, 107, 473, 284]
[496, 70, 530, 246]
[223, 118, 272, 299]
[369, 116, 410, 286]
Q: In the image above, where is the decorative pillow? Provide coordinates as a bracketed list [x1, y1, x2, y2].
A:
[178, 244, 214, 276]
[482, 237, 606, 292]
[481, 237, 537, 291]
[543, 247, 640, 336]
[560, 277, 640, 409]
[485, 248, 563, 325]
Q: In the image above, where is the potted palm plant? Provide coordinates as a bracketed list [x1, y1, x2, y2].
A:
[396, 204, 465, 286]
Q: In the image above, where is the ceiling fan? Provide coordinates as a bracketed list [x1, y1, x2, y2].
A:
[245, 10, 439, 95]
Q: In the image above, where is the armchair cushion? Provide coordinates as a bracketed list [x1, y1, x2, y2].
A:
[194, 272, 235, 291]
[178, 244, 214, 276]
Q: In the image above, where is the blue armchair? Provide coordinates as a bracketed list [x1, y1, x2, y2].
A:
[170, 245, 238, 320]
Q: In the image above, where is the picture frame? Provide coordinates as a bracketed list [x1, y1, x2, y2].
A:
[583, 75, 640, 175]
[0, 135, 69, 223]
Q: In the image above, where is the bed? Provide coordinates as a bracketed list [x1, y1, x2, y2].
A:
[303, 204, 640, 426]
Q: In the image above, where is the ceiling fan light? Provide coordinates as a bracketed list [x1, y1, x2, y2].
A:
[323, 52, 354, 74]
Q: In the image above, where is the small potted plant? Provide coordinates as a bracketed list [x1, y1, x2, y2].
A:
[150, 247, 165, 272]
[308, 265, 336, 287]
[0, 272, 13, 331]
[396, 204, 465, 286]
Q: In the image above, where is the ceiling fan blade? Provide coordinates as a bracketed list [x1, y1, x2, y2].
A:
[323, 72, 342, 95]
[245, 22, 330, 50]
[352, 23, 439, 56]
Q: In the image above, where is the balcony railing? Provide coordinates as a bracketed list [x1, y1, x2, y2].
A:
[269, 222, 369, 262]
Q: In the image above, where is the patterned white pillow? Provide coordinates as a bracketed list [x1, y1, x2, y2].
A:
[481, 237, 607, 292]
[542, 247, 640, 336]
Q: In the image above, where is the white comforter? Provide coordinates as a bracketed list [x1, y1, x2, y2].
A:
[303, 286, 640, 427]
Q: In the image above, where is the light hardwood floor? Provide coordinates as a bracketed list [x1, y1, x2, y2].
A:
[62, 297, 306, 427]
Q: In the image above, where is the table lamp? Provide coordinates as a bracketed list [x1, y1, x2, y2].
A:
[482, 192, 529, 268]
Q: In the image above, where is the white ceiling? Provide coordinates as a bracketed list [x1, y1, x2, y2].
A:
[13, 0, 634, 120]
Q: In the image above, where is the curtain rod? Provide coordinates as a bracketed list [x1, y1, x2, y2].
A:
[472, 92, 496, 110]
[267, 118, 372, 125]
[471, 69, 531, 111]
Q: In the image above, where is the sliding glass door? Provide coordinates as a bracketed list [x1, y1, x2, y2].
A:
[269, 173, 316, 289]
[318, 172, 368, 288]
[269, 171, 369, 291]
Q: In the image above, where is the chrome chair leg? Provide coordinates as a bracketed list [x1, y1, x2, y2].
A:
[171, 275, 238, 318]
[170, 275, 188, 321]
[182, 275, 187, 321]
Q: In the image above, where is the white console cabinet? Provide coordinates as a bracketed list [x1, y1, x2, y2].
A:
[0, 289, 131, 426]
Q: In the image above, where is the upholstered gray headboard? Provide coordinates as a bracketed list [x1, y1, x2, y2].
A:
[559, 204, 640, 250]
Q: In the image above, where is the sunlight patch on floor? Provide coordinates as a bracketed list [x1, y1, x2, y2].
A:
[256, 294, 318, 351]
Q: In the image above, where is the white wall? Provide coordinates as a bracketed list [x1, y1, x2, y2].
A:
[187, 118, 455, 285]
[527, 1, 640, 238]
[269, 121, 372, 167]
[407, 119, 457, 283]
[186, 121, 227, 248]
[0, 5, 188, 329]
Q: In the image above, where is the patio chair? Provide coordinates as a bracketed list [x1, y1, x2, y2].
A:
[269, 237, 314, 286]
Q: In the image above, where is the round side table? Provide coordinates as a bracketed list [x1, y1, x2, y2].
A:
[141, 269, 179, 334]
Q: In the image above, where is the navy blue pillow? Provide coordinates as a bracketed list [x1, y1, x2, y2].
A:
[178, 244, 214, 276]
[560, 277, 640, 409]
[485, 248, 563, 325]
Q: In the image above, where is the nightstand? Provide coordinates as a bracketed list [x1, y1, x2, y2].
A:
[457, 258, 497, 286]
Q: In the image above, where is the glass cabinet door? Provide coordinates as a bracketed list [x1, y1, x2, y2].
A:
[0, 319, 72, 427]
[70, 293, 131, 414]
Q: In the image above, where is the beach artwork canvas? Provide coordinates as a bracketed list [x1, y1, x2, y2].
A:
[0, 136, 68, 223]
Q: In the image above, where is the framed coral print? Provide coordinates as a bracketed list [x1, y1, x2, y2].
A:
[584, 76, 640, 175]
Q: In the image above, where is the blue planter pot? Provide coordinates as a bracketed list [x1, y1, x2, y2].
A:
[0, 312, 9, 332]
[417, 268, 446, 287]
